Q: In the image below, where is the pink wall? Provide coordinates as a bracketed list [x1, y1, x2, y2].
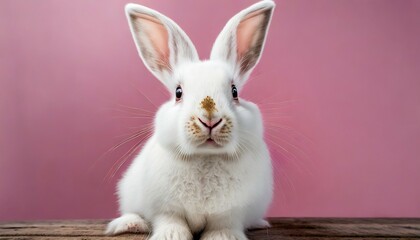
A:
[1, 0, 420, 221]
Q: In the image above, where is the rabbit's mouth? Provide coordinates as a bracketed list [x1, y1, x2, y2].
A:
[193, 136, 225, 149]
[185, 115, 233, 150]
[202, 138, 221, 147]
[200, 137, 221, 147]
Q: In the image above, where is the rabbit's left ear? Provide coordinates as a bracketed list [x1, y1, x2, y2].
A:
[210, 0, 275, 88]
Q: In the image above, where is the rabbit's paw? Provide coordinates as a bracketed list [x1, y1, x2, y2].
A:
[200, 229, 248, 240]
[149, 225, 192, 240]
[248, 219, 271, 229]
[105, 213, 149, 235]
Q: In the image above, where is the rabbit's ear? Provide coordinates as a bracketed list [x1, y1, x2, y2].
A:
[125, 4, 199, 88]
[210, 1, 275, 88]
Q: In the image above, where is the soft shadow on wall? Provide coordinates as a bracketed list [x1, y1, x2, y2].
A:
[0, 0, 420, 220]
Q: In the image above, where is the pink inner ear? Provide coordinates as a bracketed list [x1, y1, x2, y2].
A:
[135, 13, 170, 68]
[236, 9, 266, 59]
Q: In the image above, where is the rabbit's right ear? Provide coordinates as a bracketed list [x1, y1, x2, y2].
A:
[125, 4, 199, 89]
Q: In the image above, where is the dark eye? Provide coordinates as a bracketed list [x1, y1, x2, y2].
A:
[175, 86, 183, 101]
[232, 85, 238, 100]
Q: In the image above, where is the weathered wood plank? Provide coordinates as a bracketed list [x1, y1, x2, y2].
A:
[261, 218, 420, 237]
[1, 238, 419, 240]
[0, 218, 419, 239]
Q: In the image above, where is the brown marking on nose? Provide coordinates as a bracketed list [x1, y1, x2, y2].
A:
[200, 96, 217, 119]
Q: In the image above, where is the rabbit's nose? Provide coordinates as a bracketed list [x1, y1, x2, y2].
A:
[200, 96, 217, 119]
[198, 118, 222, 130]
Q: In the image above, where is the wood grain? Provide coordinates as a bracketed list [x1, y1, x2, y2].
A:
[0, 218, 419, 239]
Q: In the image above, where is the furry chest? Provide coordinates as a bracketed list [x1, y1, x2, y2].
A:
[168, 158, 243, 214]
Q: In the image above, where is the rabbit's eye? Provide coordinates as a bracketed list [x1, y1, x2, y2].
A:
[232, 85, 238, 100]
[175, 86, 183, 101]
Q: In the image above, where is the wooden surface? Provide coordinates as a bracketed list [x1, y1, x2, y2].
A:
[1, 218, 420, 239]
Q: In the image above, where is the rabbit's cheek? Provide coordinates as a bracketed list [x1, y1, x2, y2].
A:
[212, 118, 233, 145]
[185, 117, 207, 143]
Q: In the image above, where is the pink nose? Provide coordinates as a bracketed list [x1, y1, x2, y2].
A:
[198, 118, 222, 130]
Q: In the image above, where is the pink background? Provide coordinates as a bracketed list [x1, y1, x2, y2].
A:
[1, 0, 420, 221]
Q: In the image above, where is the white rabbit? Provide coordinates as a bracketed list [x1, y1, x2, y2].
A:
[106, 1, 275, 239]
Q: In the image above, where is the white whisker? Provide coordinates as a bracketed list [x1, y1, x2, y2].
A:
[115, 103, 156, 114]
[129, 82, 159, 109]
[106, 131, 153, 182]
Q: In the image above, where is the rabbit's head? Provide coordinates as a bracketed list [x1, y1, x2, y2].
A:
[125, 1, 275, 156]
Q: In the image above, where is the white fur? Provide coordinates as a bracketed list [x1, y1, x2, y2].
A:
[107, 1, 275, 239]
